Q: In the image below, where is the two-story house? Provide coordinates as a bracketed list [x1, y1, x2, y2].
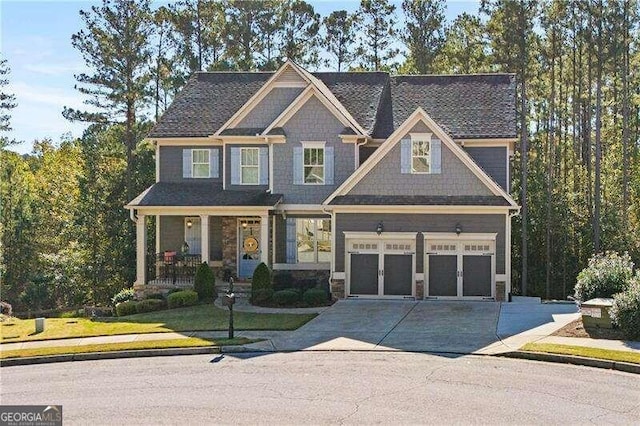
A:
[126, 60, 519, 301]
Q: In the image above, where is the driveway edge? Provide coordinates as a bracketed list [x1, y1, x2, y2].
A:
[498, 351, 640, 375]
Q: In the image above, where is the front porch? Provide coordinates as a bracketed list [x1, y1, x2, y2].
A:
[134, 212, 272, 290]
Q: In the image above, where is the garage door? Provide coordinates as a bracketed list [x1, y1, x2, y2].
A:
[346, 235, 416, 298]
[426, 237, 495, 299]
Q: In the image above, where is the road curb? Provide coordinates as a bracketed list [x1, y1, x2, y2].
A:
[0, 346, 223, 367]
[497, 351, 640, 374]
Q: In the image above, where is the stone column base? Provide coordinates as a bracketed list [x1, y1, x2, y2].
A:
[496, 281, 506, 302]
[330, 279, 345, 299]
[415, 280, 424, 300]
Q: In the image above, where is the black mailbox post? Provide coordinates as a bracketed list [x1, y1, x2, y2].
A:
[222, 277, 236, 339]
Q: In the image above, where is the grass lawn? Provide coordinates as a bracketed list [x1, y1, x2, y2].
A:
[0, 337, 256, 360]
[522, 342, 640, 365]
[0, 304, 315, 343]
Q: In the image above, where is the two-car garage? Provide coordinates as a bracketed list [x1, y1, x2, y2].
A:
[345, 231, 496, 300]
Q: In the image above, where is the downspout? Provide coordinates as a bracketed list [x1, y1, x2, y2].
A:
[355, 137, 367, 169]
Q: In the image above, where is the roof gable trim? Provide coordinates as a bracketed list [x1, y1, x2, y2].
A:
[323, 107, 518, 207]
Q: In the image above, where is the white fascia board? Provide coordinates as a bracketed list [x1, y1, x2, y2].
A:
[329, 205, 512, 214]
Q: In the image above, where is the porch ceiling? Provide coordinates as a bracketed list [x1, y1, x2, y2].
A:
[128, 182, 283, 207]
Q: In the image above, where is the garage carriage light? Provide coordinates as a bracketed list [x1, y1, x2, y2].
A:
[455, 223, 463, 235]
[376, 222, 384, 235]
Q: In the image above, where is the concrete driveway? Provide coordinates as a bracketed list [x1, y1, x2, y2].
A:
[269, 299, 501, 353]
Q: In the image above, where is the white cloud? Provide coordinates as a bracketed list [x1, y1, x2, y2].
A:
[8, 81, 86, 109]
[24, 62, 86, 76]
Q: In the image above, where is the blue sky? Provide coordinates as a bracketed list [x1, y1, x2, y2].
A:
[2, 0, 479, 154]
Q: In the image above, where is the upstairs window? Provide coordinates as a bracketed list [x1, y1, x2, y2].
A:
[304, 146, 324, 184]
[240, 147, 260, 185]
[192, 149, 210, 178]
[411, 139, 431, 174]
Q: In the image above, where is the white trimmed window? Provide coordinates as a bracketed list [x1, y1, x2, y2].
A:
[287, 218, 331, 263]
[240, 147, 259, 184]
[411, 135, 431, 174]
[303, 142, 325, 184]
[192, 149, 210, 178]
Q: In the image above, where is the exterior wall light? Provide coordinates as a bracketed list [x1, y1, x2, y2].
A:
[376, 222, 384, 235]
[186, 218, 193, 228]
[455, 223, 463, 235]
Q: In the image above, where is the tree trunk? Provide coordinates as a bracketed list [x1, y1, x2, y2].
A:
[593, 1, 602, 254]
[519, 5, 529, 296]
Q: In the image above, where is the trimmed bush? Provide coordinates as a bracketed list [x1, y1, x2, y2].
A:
[135, 299, 165, 314]
[194, 262, 216, 301]
[303, 288, 328, 306]
[272, 289, 300, 306]
[112, 288, 135, 306]
[574, 252, 634, 301]
[116, 300, 139, 317]
[145, 293, 165, 301]
[610, 276, 640, 340]
[252, 288, 274, 305]
[252, 262, 272, 290]
[167, 290, 199, 309]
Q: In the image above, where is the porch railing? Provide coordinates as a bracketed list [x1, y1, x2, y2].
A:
[147, 252, 201, 284]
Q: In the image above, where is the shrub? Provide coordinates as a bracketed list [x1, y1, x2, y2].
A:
[145, 293, 165, 301]
[303, 288, 328, 306]
[116, 300, 139, 317]
[135, 299, 165, 314]
[112, 288, 135, 306]
[574, 252, 634, 301]
[0, 301, 13, 317]
[167, 290, 199, 309]
[272, 271, 293, 291]
[252, 262, 272, 291]
[272, 289, 300, 306]
[610, 276, 640, 340]
[252, 288, 274, 305]
[194, 262, 216, 301]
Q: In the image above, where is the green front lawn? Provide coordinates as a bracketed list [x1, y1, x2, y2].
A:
[0, 337, 256, 360]
[522, 342, 640, 365]
[1, 304, 315, 343]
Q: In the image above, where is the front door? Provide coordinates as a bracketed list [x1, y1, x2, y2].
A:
[425, 238, 495, 299]
[238, 219, 261, 279]
[346, 235, 415, 298]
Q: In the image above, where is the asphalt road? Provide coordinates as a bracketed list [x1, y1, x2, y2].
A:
[2, 352, 639, 425]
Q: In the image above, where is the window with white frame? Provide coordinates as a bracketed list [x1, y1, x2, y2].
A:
[192, 149, 210, 178]
[303, 144, 325, 184]
[240, 147, 259, 184]
[411, 137, 431, 174]
[296, 219, 331, 263]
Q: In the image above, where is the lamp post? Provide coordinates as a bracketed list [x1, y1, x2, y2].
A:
[222, 276, 236, 339]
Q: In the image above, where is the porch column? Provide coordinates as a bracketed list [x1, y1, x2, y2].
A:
[136, 214, 147, 285]
[200, 214, 209, 265]
[260, 214, 269, 264]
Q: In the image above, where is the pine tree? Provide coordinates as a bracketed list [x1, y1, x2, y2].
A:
[401, 0, 446, 74]
[357, 0, 399, 71]
[0, 57, 17, 147]
[322, 10, 358, 71]
[279, 0, 320, 67]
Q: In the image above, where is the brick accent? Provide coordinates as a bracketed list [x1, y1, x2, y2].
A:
[221, 216, 237, 272]
[416, 280, 424, 299]
[330, 279, 345, 299]
[496, 281, 506, 301]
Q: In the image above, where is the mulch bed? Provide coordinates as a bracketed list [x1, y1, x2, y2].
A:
[553, 318, 626, 340]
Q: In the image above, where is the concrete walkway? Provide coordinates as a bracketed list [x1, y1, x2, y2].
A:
[2, 299, 639, 360]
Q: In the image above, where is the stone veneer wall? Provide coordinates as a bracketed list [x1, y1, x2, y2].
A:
[221, 217, 237, 273]
[496, 281, 506, 302]
[330, 279, 345, 299]
[415, 280, 424, 300]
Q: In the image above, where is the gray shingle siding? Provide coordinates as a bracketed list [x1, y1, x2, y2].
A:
[274, 96, 355, 204]
[464, 147, 508, 192]
[238, 87, 304, 129]
[348, 123, 493, 197]
[334, 213, 506, 274]
[159, 146, 222, 183]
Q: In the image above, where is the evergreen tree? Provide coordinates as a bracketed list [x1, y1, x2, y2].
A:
[401, 0, 446, 74]
[322, 10, 358, 72]
[279, 0, 320, 67]
[357, 0, 399, 71]
[0, 57, 17, 147]
[436, 13, 491, 73]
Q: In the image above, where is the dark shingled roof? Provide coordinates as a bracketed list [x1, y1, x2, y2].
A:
[148, 69, 516, 140]
[149, 72, 272, 138]
[329, 195, 512, 206]
[129, 182, 283, 207]
[390, 74, 517, 139]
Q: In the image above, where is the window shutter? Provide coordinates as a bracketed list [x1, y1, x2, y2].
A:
[324, 146, 334, 185]
[400, 139, 411, 174]
[209, 149, 219, 178]
[431, 139, 442, 174]
[230, 147, 240, 184]
[285, 218, 297, 264]
[293, 147, 303, 184]
[259, 147, 269, 185]
[183, 149, 192, 178]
